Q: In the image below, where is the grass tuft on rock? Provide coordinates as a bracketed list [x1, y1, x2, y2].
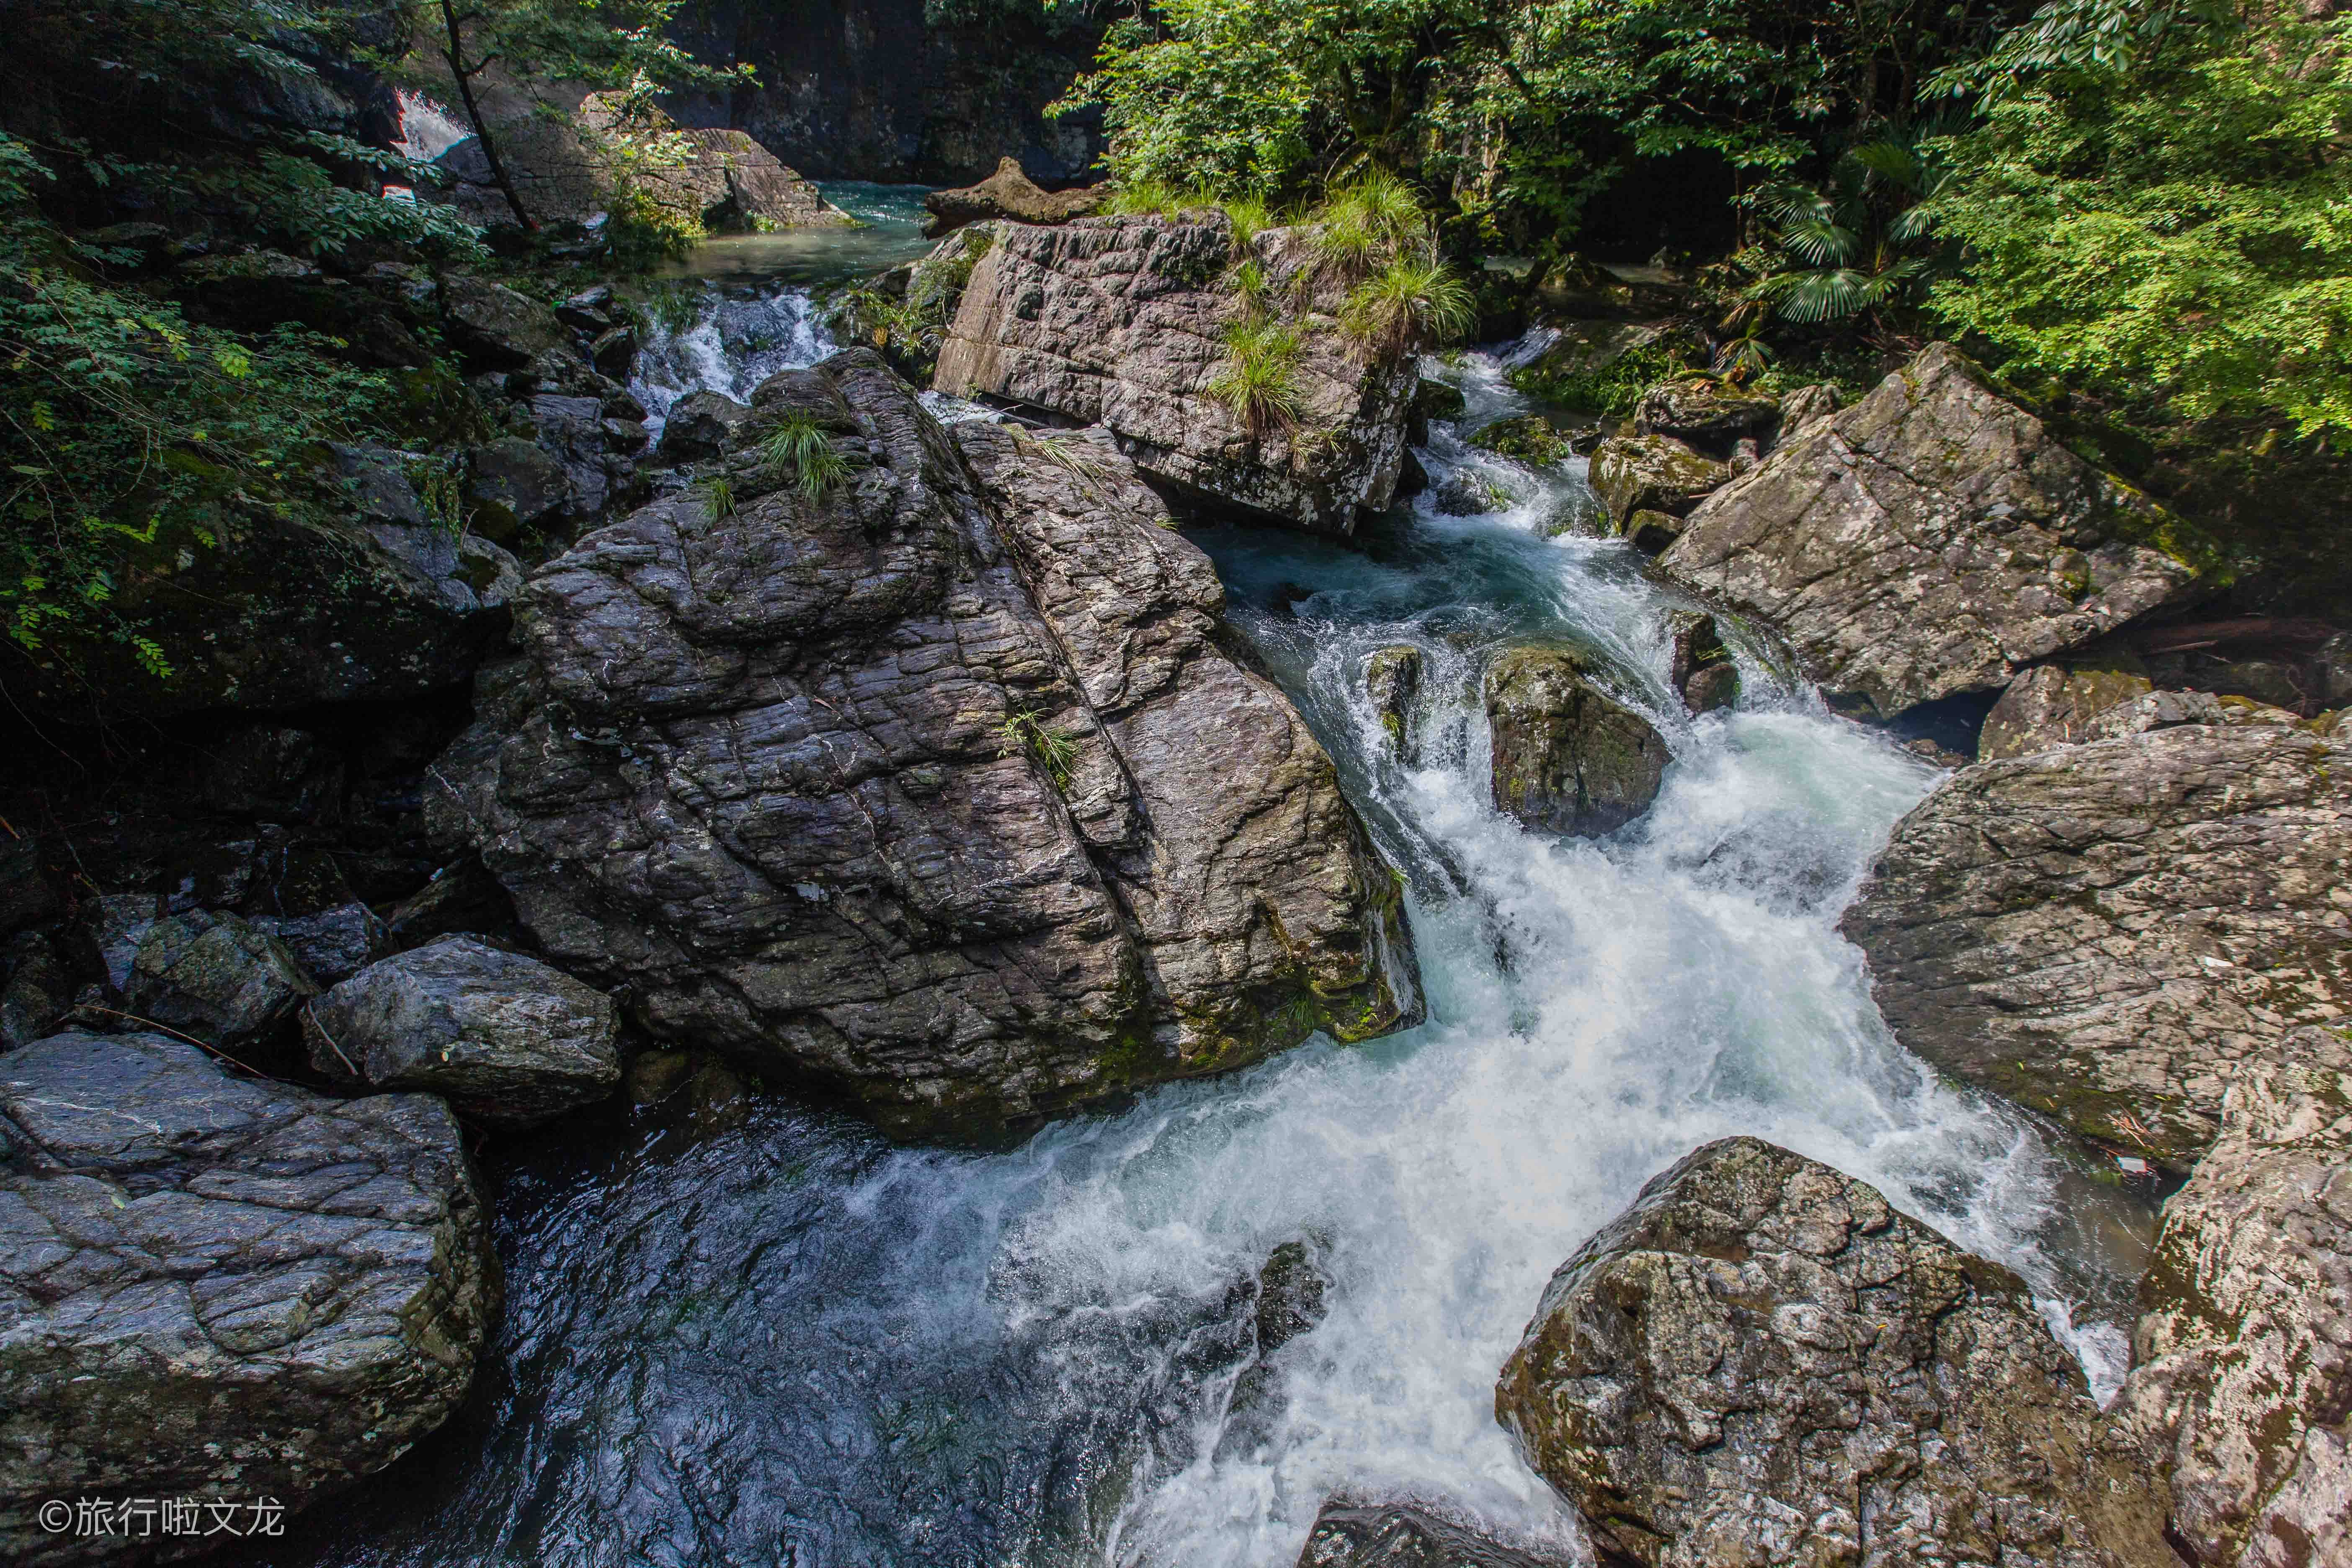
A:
[1208, 321, 1306, 435]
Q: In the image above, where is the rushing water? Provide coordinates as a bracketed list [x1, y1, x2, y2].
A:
[265, 279, 2160, 1568]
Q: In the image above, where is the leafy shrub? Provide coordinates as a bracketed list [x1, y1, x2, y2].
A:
[1928, 5, 2352, 441]
[0, 137, 397, 679]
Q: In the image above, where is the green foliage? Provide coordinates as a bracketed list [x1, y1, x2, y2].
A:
[1927, 6, 2352, 441]
[1740, 128, 1947, 331]
[1229, 258, 1275, 319]
[0, 135, 397, 678]
[1510, 338, 1693, 413]
[1341, 255, 1475, 354]
[605, 183, 705, 271]
[1058, 0, 2012, 245]
[924, 0, 1094, 31]
[1207, 320, 1306, 433]
[999, 709, 1083, 785]
[759, 414, 851, 499]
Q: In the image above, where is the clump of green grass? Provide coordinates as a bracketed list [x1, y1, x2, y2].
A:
[697, 474, 736, 521]
[1220, 196, 1275, 253]
[1307, 170, 1430, 277]
[1229, 257, 1275, 320]
[759, 412, 851, 500]
[1341, 255, 1475, 355]
[1000, 709, 1082, 787]
[1207, 320, 1305, 436]
[1104, 180, 1188, 217]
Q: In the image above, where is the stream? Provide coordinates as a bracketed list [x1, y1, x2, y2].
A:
[262, 255, 2160, 1568]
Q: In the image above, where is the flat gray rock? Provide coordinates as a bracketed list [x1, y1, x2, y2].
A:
[1495, 1137, 2172, 1568]
[0, 1031, 497, 1563]
[1660, 343, 2208, 719]
[1840, 721, 2352, 1166]
[304, 936, 620, 1129]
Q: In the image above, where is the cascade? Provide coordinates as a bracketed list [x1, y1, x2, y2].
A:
[271, 287, 2156, 1568]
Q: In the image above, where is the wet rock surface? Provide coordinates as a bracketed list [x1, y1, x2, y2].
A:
[0, 1031, 497, 1563]
[1631, 380, 1779, 454]
[2107, 1047, 2352, 1568]
[1660, 343, 2208, 720]
[934, 216, 1418, 536]
[923, 155, 1102, 237]
[1365, 645, 1426, 763]
[428, 351, 1418, 1137]
[1589, 435, 1728, 531]
[304, 936, 620, 1129]
[1841, 720, 2352, 1166]
[1495, 1136, 2173, 1568]
[1295, 1500, 1570, 1567]
[1485, 647, 1669, 837]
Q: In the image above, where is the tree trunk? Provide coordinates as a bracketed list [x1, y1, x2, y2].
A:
[438, 0, 535, 231]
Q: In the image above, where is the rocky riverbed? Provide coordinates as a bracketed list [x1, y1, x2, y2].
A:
[2, 210, 2346, 1568]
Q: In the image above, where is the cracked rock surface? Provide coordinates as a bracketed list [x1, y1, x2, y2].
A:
[1495, 1136, 2172, 1568]
[0, 1030, 497, 1564]
[2107, 1047, 2352, 1568]
[1840, 720, 2352, 1166]
[427, 351, 1418, 1138]
[1659, 343, 2206, 720]
[934, 215, 1416, 536]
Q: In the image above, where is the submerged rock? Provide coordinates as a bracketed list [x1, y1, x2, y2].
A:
[1495, 1136, 2173, 1568]
[935, 215, 1418, 536]
[922, 155, 1102, 237]
[1841, 722, 2352, 1166]
[1485, 647, 1669, 836]
[1295, 1500, 1569, 1567]
[0, 1031, 497, 1561]
[1664, 611, 1738, 715]
[304, 936, 621, 1130]
[428, 352, 1418, 1138]
[1659, 343, 2208, 720]
[1364, 645, 1426, 763]
[1589, 434, 1728, 531]
[2107, 1048, 2352, 1568]
[1467, 414, 1574, 467]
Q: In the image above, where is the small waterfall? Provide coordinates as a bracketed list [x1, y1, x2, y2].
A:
[629, 286, 842, 442]
[271, 340, 2154, 1568]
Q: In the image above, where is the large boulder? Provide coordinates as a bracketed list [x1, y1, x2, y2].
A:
[934, 215, 1418, 536]
[1295, 1500, 1568, 1567]
[923, 155, 1102, 237]
[303, 936, 621, 1130]
[426, 352, 1419, 1138]
[438, 274, 568, 371]
[0, 1031, 498, 1562]
[1495, 1137, 2173, 1568]
[1841, 720, 2352, 1167]
[634, 128, 854, 232]
[1485, 647, 1669, 837]
[425, 78, 850, 233]
[1659, 344, 2209, 720]
[2106, 1048, 2352, 1568]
